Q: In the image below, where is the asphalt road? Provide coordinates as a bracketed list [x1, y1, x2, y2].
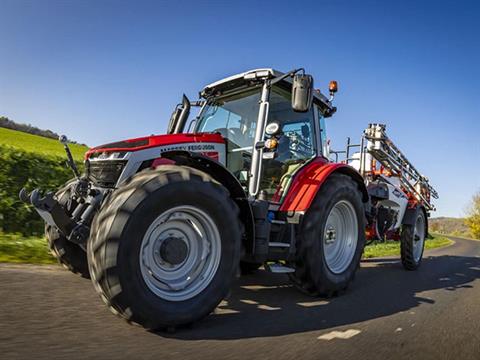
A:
[1, 236, 479, 360]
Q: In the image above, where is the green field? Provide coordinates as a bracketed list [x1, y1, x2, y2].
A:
[363, 235, 453, 258]
[0, 127, 88, 160]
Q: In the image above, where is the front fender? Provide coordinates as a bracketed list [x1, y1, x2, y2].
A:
[279, 158, 369, 213]
[161, 150, 255, 253]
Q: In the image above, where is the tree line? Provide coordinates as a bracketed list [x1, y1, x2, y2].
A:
[466, 191, 480, 239]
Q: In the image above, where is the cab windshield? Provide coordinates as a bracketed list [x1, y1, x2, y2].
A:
[195, 90, 261, 150]
[195, 86, 316, 200]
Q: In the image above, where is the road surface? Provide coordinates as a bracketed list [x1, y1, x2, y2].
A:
[1, 236, 479, 360]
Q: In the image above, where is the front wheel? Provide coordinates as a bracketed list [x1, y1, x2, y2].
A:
[87, 166, 241, 329]
[46, 180, 89, 278]
[401, 209, 426, 270]
[290, 173, 366, 296]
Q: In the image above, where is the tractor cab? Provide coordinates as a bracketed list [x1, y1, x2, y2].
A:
[169, 68, 337, 201]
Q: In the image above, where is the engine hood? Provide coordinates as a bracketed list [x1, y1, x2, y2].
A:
[85, 133, 225, 159]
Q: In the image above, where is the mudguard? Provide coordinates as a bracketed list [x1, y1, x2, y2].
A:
[279, 158, 369, 213]
[162, 151, 256, 252]
[402, 204, 428, 229]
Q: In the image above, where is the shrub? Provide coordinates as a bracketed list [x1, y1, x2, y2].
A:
[0, 144, 83, 235]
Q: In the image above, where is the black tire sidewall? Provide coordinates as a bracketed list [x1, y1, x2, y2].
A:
[45, 179, 89, 278]
[298, 175, 366, 293]
[112, 180, 240, 327]
[401, 208, 426, 269]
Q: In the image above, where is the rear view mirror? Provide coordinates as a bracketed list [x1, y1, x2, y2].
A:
[291, 74, 314, 112]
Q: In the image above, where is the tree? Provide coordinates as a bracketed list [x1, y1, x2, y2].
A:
[465, 190, 480, 239]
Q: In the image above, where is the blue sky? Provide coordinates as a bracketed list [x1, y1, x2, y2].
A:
[1, 0, 479, 217]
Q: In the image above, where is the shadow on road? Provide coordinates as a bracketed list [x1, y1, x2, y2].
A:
[162, 254, 480, 340]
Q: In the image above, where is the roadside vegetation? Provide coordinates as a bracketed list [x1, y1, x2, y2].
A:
[0, 232, 56, 264]
[363, 235, 453, 259]
[465, 190, 480, 239]
[0, 232, 453, 265]
[430, 217, 475, 239]
[0, 127, 88, 235]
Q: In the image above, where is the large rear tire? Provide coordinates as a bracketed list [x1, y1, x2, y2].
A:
[401, 208, 426, 270]
[45, 180, 90, 278]
[290, 173, 366, 296]
[87, 165, 241, 329]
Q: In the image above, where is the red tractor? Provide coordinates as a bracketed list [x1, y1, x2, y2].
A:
[20, 68, 437, 329]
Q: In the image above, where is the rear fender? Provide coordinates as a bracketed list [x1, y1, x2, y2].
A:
[161, 151, 255, 253]
[402, 205, 428, 234]
[279, 158, 369, 214]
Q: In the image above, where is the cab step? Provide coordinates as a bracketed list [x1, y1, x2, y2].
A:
[268, 241, 290, 248]
[265, 263, 295, 273]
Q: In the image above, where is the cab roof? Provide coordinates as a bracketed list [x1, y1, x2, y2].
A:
[200, 68, 335, 116]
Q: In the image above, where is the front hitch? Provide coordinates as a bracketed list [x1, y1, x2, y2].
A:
[19, 188, 76, 237]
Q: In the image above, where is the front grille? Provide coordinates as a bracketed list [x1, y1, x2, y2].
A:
[86, 160, 127, 188]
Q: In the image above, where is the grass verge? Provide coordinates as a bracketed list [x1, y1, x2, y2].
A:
[363, 234, 453, 259]
[0, 232, 56, 264]
[0, 233, 454, 265]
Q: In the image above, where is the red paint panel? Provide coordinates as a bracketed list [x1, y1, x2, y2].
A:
[151, 157, 175, 167]
[85, 133, 225, 159]
[201, 151, 219, 161]
[279, 158, 353, 212]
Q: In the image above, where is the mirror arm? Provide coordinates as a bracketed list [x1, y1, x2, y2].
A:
[269, 68, 304, 87]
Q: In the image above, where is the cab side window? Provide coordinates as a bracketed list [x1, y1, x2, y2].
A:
[259, 86, 316, 201]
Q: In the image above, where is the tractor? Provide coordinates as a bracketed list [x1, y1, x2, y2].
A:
[20, 68, 437, 329]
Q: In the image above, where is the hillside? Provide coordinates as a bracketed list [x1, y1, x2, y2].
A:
[0, 127, 88, 161]
[430, 217, 473, 238]
[0, 116, 86, 146]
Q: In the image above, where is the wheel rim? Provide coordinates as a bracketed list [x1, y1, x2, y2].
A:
[323, 200, 358, 274]
[413, 213, 425, 262]
[139, 205, 221, 301]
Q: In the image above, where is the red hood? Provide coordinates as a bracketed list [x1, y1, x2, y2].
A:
[85, 133, 225, 159]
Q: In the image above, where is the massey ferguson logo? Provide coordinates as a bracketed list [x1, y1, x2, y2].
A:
[158, 143, 219, 162]
[159, 143, 216, 153]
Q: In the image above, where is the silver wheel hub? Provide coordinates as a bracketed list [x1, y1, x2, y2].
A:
[139, 205, 221, 301]
[323, 200, 358, 274]
[325, 226, 337, 244]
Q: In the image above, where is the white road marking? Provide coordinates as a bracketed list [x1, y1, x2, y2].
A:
[297, 300, 328, 308]
[257, 305, 281, 311]
[318, 329, 361, 340]
[240, 299, 258, 305]
[214, 308, 239, 315]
